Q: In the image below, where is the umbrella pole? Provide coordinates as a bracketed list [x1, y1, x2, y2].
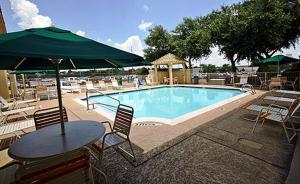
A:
[53, 59, 65, 135]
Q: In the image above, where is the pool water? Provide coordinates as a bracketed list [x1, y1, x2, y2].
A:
[86, 86, 243, 120]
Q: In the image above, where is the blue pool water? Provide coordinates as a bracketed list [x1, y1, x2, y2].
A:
[87, 87, 243, 119]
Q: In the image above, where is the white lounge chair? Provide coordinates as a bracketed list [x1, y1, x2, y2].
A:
[234, 75, 248, 86]
[0, 96, 37, 110]
[0, 106, 35, 125]
[85, 81, 98, 92]
[252, 99, 300, 143]
[97, 81, 108, 90]
[112, 80, 121, 90]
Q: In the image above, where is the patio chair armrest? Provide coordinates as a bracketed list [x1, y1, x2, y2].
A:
[100, 121, 113, 131]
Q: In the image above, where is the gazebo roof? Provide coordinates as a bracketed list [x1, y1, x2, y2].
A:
[151, 53, 187, 65]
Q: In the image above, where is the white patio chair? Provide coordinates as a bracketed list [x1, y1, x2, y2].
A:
[252, 99, 300, 143]
[112, 79, 121, 90]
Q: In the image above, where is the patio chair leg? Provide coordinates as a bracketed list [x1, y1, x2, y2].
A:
[252, 117, 262, 133]
[128, 139, 136, 162]
[281, 122, 296, 143]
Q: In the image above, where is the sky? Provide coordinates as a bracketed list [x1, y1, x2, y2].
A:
[1, 0, 300, 66]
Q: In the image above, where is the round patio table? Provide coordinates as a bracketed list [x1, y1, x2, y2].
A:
[8, 120, 105, 161]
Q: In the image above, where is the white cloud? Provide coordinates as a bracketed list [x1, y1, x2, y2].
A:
[107, 38, 112, 42]
[143, 5, 150, 12]
[10, 0, 52, 29]
[278, 43, 300, 59]
[198, 47, 248, 67]
[114, 35, 144, 56]
[75, 30, 85, 36]
[138, 20, 153, 32]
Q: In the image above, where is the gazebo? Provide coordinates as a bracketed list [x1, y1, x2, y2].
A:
[151, 53, 188, 85]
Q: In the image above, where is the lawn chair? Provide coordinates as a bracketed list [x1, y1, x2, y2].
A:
[0, 106, 35, 125]
[86, 81, 98, 92]
[33, 106, 68, 130]
[174, 77, 179, 85]
[269, 77, 282, 90]
[98, 81, 108, 90]
[163, 77, 169, 85]
[91, 104, 136, 162]
[0, 96, 37, 110]
[234, 75, 248, 87]
[284, 77, 298, 90]
[14, 149, 107, 184]
[70, 83, 81, 93]
[259, 77, 268, 89]
[252, 98, 300, 143]
[111, 79, 121, 90]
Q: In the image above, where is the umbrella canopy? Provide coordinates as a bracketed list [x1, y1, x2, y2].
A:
[0, 27, 144, 135]
[0, 27, 143, 70]
[257, 55, 299, 65]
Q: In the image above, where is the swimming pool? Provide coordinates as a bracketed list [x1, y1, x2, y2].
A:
[81, 86, 246, 125]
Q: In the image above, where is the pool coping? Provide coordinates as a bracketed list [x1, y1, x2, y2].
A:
[74, 85, 251, 126]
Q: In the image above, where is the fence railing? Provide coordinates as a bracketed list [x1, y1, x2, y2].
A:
[202, 71, 300, 89]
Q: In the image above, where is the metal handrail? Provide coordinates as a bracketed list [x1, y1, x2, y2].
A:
[85, 88, 120, 110]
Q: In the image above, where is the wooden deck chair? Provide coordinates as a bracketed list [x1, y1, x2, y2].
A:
[15, 149, 107, 184]
[33, 106, 68, 130]
[252, 99, 300, 143]
[91, 104, 136, 162]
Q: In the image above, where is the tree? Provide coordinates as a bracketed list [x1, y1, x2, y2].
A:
[171, 17, 212, 68]
[136, 67, 149, 75]
[201, 64, 217, 73]
[144, 25, 174, 62]
[218, 64, 232, 73]
[208, 0, 300, 71]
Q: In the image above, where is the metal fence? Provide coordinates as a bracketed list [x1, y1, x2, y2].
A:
[203, 71, 300, 90]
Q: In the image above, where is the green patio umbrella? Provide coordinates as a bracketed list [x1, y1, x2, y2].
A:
[0, 27, 144, 135]
[257, 55, 299, 74]
[10, 70, 55, 74]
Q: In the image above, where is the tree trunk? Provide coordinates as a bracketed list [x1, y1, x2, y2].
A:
[230, 59, 237, 72]
[188, 58, 192, 69]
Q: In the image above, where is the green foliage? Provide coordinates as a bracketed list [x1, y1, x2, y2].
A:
[218, 64, 232, 73]
[172, 17, 212, 68]
[144, 26, 174, 62]
[201, 64, 217, 73]
[135, 67, 149, 75]
[144, 0, 300, 72]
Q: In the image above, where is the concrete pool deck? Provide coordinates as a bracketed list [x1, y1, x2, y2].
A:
[0, 85, 262, 161]
[0, 85, 295, 183]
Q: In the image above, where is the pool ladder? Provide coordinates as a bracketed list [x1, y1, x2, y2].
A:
[85, 89, 120, 111]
